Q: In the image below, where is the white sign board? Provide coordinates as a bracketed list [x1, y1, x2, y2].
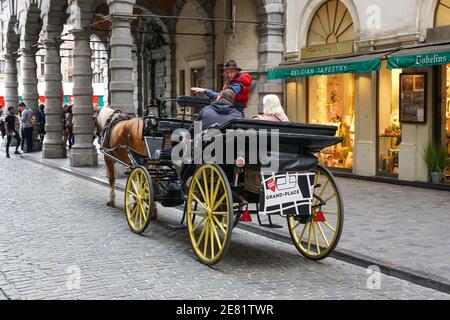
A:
[260, 172, 315, 216]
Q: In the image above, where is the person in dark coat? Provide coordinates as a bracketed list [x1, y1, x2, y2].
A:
[193, 88, 243, 131]
[36, 104, 46, 142]
[4, 107, 22, 158]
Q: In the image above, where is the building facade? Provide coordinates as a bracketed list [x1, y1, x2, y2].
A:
[0, 0, 283, 167]
[1, 0, 448, 184]
[277, 0, 450, 183]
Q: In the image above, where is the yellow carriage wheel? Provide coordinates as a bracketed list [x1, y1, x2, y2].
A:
[287, 165, 344, 260]
[125, 166, 155, 234]
[186, 164, 234, 265]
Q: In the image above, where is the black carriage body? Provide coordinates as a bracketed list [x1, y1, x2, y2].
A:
[141, 113, 342, 209]
[125, 97, 344, 264]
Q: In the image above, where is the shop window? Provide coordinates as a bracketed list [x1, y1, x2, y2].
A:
[308, 74, 355, 170]
[377, 61, 402, 176]
[444, 64, 450, 183]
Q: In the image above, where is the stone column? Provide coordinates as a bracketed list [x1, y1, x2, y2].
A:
[21, 47, 42, 151]
[4, 53, 19, 111]
[20, 48, 39, 113]
[136, 46, 143, 116]
[257, 2, 284, 111]
[69, 29, 98, 167]
[108, 13, 135, 115]
[42, 39, 66, 159]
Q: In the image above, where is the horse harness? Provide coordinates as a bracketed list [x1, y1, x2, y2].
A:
[99, 111, 132, 153]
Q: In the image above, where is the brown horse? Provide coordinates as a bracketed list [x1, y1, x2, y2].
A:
[96, 107, 148, 208]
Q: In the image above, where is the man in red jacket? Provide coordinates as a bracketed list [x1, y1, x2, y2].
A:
[191, 60, 253, 114]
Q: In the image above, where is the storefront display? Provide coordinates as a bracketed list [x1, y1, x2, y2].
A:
[399, 73, 427, 123]
[308, 74, 355, 169]
[378, 61, 402, 175]
[444, 64, 450, 183]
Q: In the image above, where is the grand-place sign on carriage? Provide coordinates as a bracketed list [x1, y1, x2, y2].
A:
[96, 96, 344, 266]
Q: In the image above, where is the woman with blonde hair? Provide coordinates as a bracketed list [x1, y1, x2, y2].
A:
[253, 94, 289, 122]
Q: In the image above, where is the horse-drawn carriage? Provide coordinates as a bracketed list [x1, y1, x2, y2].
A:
[99, 97, 344, 265]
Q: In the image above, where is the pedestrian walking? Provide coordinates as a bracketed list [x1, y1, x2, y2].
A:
[4, 107, 22, 158]
[36, 104, 46, 142]
[65, 104, 74, 149]
[18, 102, 34, 153]
[0, 106, 6, 140]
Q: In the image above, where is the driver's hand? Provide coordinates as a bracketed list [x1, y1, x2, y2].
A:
[190, 87, 206, 94]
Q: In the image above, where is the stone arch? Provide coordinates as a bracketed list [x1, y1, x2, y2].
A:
[18, 2, 42, 50]
[296, 0, 360, 51]
[131, 4, 173, 114]
[173, 0, 215, 89]
[434, 0, 450, 27]
[417, 0, 439, 36]
[416, 0, 450, 40]
[39, 0, 69, 41]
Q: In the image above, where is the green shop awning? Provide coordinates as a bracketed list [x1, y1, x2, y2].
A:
[387, 44, 450, 69]
[268, 54, 384, 80]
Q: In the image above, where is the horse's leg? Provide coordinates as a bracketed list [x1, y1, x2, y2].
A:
[105, 156, 116, 207]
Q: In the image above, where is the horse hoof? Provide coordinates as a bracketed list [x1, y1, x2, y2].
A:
[107, 201, 115, 208]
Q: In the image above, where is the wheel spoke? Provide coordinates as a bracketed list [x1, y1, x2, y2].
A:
[299, 221, 309, 241]
[139, 204, 143, 228]
[212, 211, 228, 216]
[191, 211, 208, 215]
[128, 189, 139, 199]
[212, 193, 227, 212]
[194, 177, 209, 208]
[192, 215, 208, 232]
[140, 204, 148, 221]
[134, 204, 140, 226]
[292, 220, 301, 230]
[318, 180, 330, 199]
[323, 221, 336, 232]
[203, 220, 210, 257]
[202, 170, 210, 207]
[210, 170, 215, 209]
[129, 204, 138, 218]
[192, 194, 208, 211]
[212, 215, 227, 234]
[211, 176, 222, 205]
[323, 193, 336, 204]
[127, 200, 137, 208]
[307, 221, 313, 254]
[195, 219, 208, 247]
[312, 222, 321, 255]
[210, 223, 215, 258]
[212, 223, 222, 251]
[316, 222, 330, 247]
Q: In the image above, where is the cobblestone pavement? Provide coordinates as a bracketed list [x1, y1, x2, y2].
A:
[0, 155, 449, 299]
[252, 177, 450, 282]
[19, 150, 450, 284]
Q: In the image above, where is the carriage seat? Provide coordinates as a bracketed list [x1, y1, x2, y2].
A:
[158, 119, 193, 132]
